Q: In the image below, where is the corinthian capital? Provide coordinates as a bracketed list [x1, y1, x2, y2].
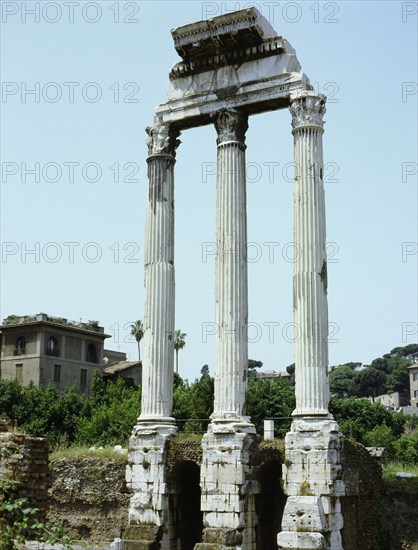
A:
[146, 121, 181, 157]
[290, 92, 326, 131]
[215, 109, 249, 145]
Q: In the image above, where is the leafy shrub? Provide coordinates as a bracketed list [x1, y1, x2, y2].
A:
[75, 377, 141, 446]
[329, 396, 405, 443]
[363, 422, 396, 460]
[246, 377, 295, 437]
[392, 435, 418, 467]
[0, 478, 72, 550]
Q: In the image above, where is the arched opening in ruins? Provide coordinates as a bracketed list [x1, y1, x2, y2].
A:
[254, 459, 286, 549]
[169, 460, 203, 549]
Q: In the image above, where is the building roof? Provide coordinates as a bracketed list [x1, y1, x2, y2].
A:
[103, 361, 142, 375]
[0, 313, 111, 339]
[103, 349, 127, 364]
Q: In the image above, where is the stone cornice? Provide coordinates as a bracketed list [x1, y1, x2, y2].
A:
[170, 36, 286, 80]
[171, 7, 276, 60]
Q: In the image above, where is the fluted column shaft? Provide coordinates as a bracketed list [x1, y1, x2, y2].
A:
[139, 122, 180, 423]
[291, 92, 329, 416]
[212, 109, 249, 423]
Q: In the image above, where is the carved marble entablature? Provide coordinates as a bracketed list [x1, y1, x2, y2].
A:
[290, 92, 326, 131]
[154, 7, 308, 130]
[169, 37, 287, 80]
[145, 121, 181, 157]
[215, 109, 248, 145]
[171, 8, 277, 62]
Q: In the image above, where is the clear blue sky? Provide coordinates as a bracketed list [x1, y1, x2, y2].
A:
[1, 1, 417, 381]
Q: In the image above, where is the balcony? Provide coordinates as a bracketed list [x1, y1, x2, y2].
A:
[13, 348, 26, 356]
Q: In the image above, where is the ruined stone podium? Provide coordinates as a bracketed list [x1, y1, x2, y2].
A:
[124, 8, 345, 550]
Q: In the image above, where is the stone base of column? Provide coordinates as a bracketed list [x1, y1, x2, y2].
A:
[123, 525, 161, 550]
[277, 418, 344, 550]
[194, 530, 242, 550]
[132, 417, 177, 437]
[196, 428, 258, 550]
[124, 422, 176, 549]
[209, 414, 256, 435]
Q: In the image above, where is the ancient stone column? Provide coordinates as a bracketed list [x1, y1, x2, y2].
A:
[196, 110, 256, 550]
[211, 108, 253, 428]
[278, 92, 344, 550]
[138, 120, 180, 430]
[125, 121, 180, 549]
[291, 91, 329, 417]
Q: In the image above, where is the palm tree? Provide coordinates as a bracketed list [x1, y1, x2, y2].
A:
[130, 320, 144, 361]
[174, 330, 187, 374]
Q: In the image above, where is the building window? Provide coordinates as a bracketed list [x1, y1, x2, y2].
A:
[47, 336, 59, 357]
[80, 368, 87, 391]
[415, 390, 418, 398]
[413, 372, 418, 381]
[39, 367, 44, 385]
[53, 364, 61, 384]
[14, 337, 26, 356]
[86, 343, 98, 364]
[15, 364, 23, 382]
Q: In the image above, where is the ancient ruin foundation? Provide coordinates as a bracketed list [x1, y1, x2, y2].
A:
[124, 8, 366, 550]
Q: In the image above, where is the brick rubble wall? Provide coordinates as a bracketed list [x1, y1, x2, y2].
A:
[166, 437, 203, 470]
[341, 438, 383, 550]
[379, 478, 418, 550]
[0, 431, 49, 524]
[48, 456, 129, 543]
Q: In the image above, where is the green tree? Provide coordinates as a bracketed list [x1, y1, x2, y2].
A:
[190, 374, 214, 419]
[0, 378, 24, 425]
[405, 415, 418, 432]
[75, 377, 141, 446]
[246, 377, 295, 437]
[20, 383, 89, 449]
[172, 373, 214, 430]
[286, 363, 295, 385]
[130, 320, 144, 361]
[329, 396, 405, 443]
[172, 376, 194, 420]
[174, 330, 187, 374]
[0, 380, 91, 450]
[351, 367, 386, 400]
[385, 362, 410, 394]
[90, 368, 107, 407]
[200, 364, 210, 380]
[387, 344, 418, 362]
[329, 364, 359, 397]
[370, 357, 390, 374]
[248, 359, 263, 380]
[363, 422, 396, 460]
[53, 386, 90, 445]
[367, 345, 417, 395]
[392, 436, 418, 467]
